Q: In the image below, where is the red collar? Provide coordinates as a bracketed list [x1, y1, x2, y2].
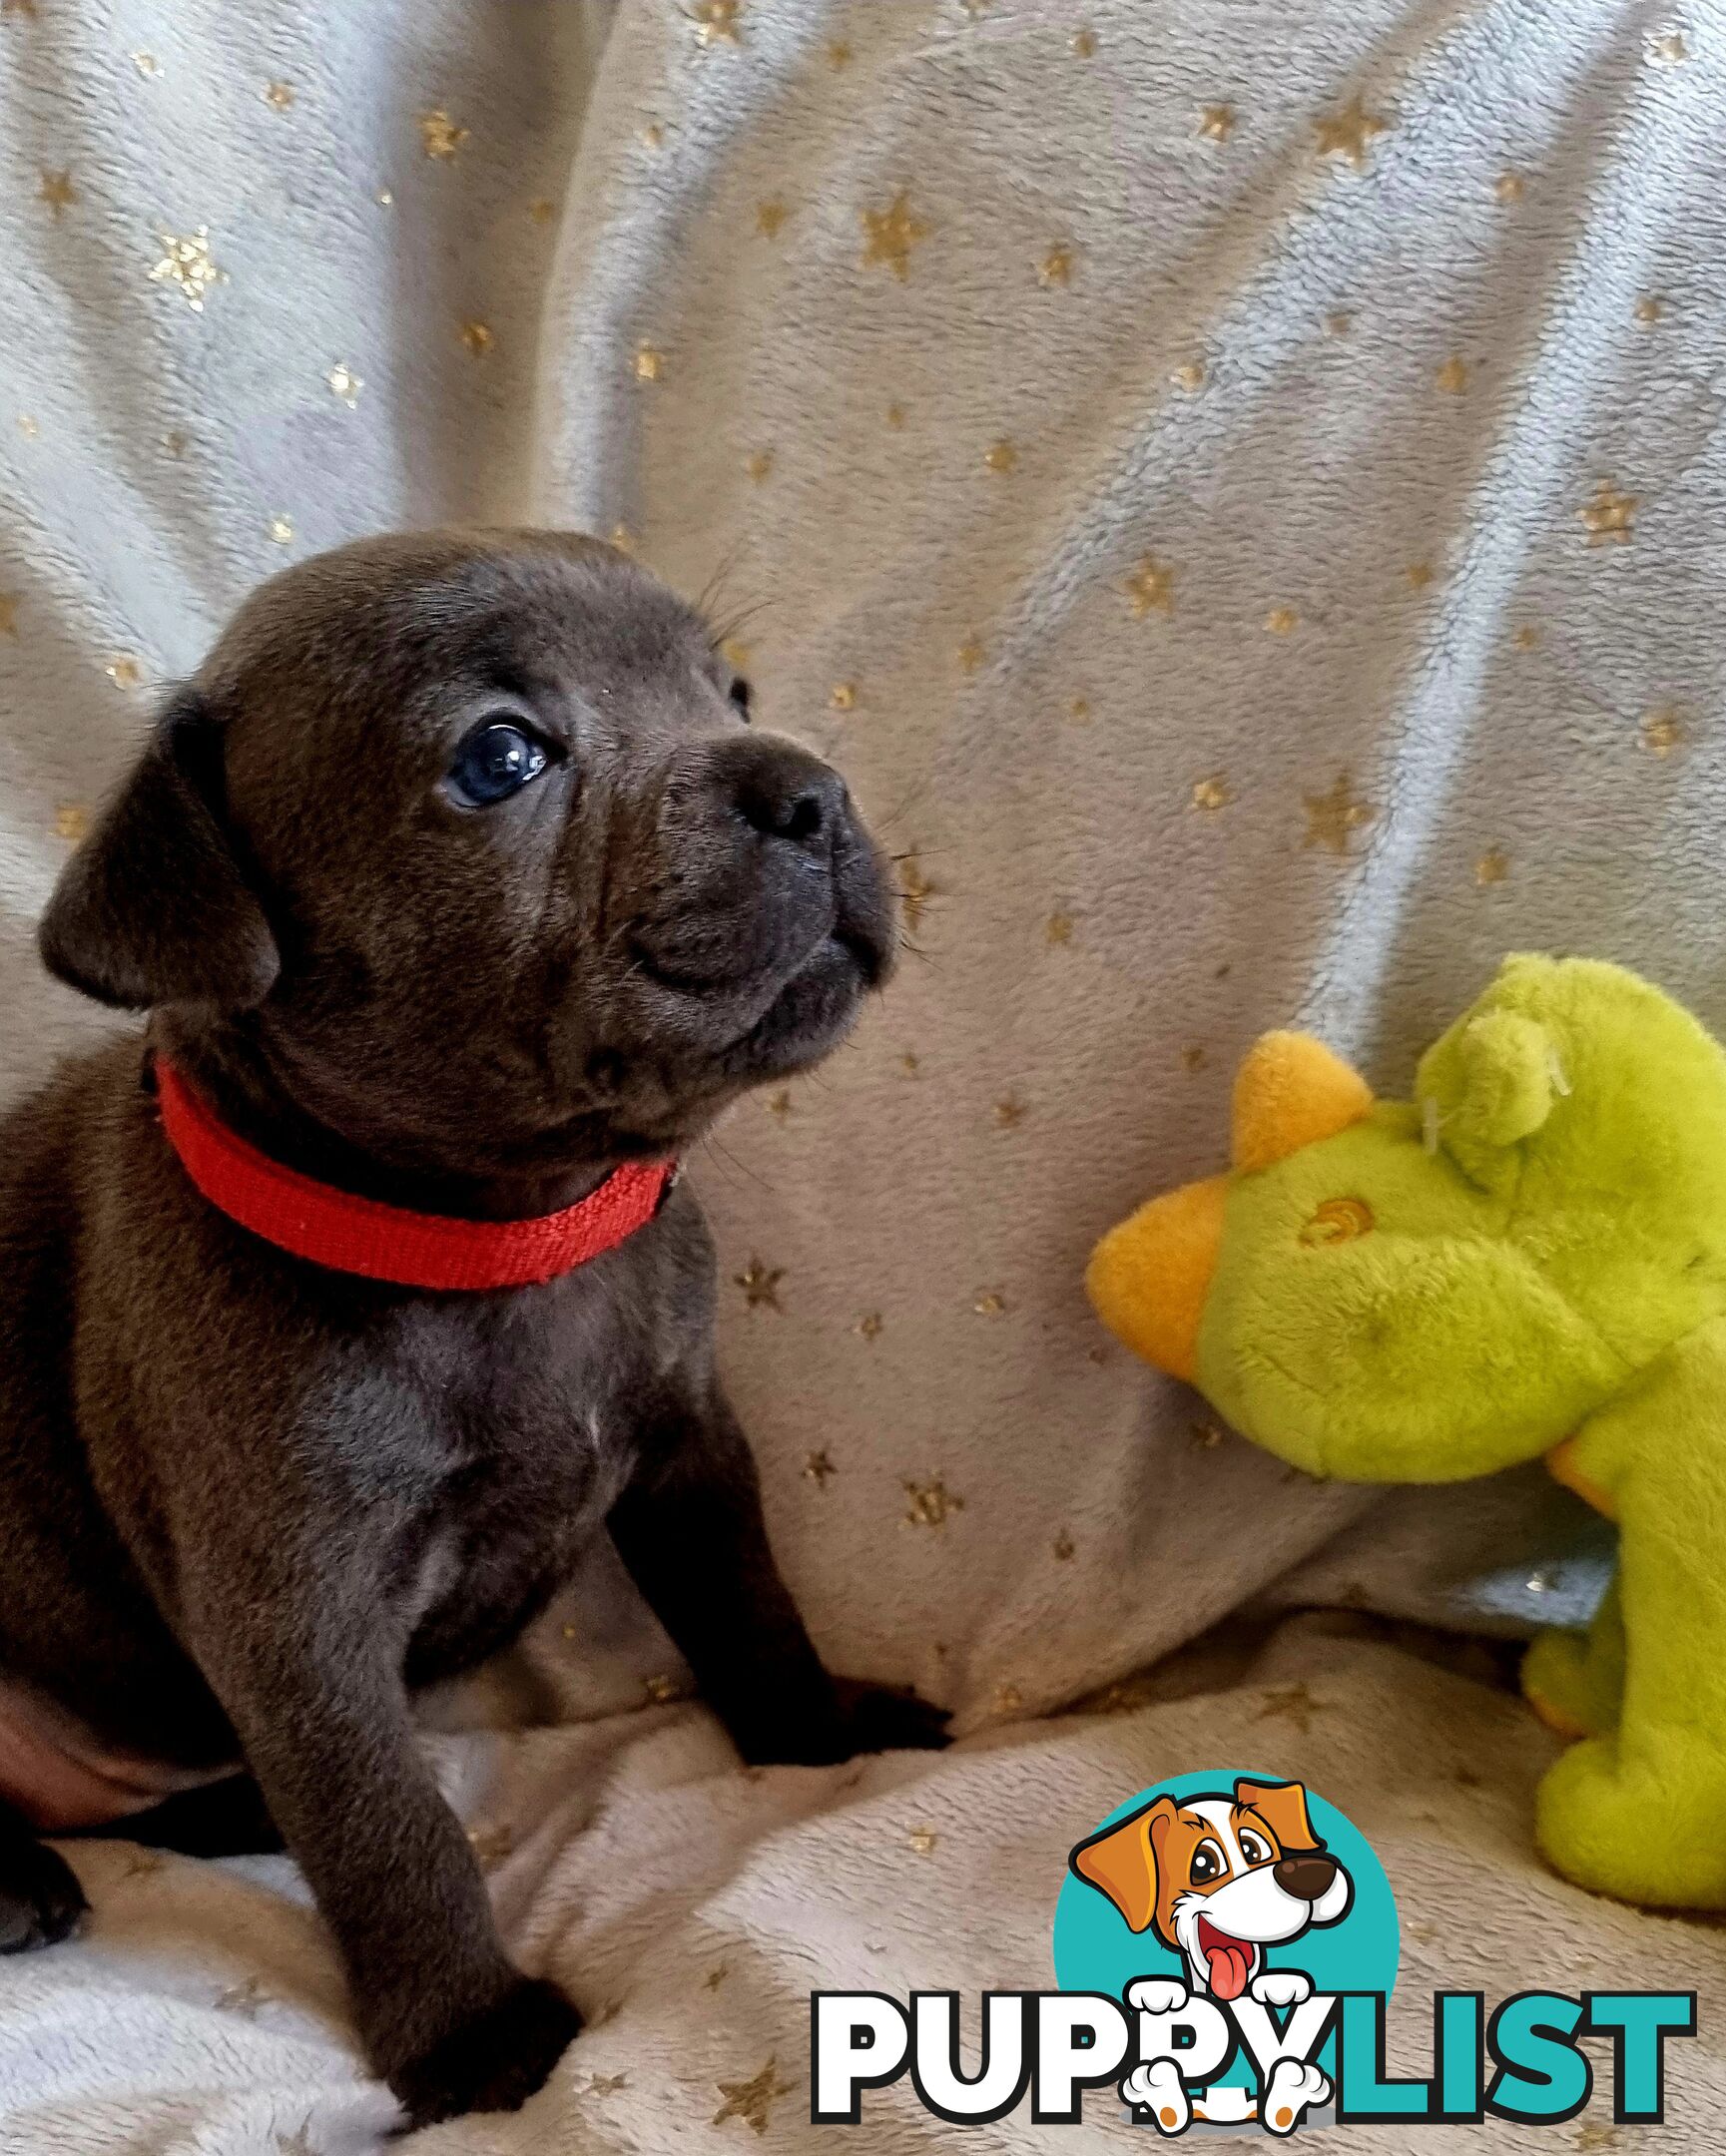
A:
[154, 1058, 676, 1291]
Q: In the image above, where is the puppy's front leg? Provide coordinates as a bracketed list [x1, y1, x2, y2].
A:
[608, 1381, 948, 1765]
[186, 1586, 578, 2125]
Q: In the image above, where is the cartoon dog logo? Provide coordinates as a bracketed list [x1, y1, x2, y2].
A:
[1069, 1778, 1353, 2131]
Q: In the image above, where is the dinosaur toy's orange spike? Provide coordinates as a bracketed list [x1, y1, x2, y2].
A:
[1085, 1175, 1227, 1380]
[1231, 1031, 1374, 1173]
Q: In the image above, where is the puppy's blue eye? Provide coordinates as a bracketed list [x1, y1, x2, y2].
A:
[446, 721, 549, 808]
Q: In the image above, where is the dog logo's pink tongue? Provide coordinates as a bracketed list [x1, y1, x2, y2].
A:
[1198, 1918, 1255, 2001]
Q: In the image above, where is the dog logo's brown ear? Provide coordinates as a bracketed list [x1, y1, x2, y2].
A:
[1235, 1778, 1321, 1854]
[1069, 1795, 1176, 1933]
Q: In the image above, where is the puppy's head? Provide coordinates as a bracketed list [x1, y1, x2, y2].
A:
[41, 531, 895, 1175]
[1070, 1779, 1352, 2000]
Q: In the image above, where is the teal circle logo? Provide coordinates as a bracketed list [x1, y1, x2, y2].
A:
[1053, 1770, 1398, 2105]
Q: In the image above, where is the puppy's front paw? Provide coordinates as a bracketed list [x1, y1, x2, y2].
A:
[739, 1678, 950, 1766]
[1126, 1976, 1190, 2017]
[1250, 1968, 1312, 2008]
[389, 1976, 581, 2128]
[0, 1839, 87, 1954]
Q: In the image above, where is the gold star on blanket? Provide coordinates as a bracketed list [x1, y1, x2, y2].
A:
[957, 633, 986, 674]
[1198, 104, 1236, 142]
[417, 109, 468, 159]
[466, 1820, 513, 1866]
[644, 1673, 679, 1702]
[1183, 1045, 1208, 1072]
[105, 655, 143, 688]
[706, 1963, 730, 1990]
[528, 197, 556, 224]
[744, 448, 774, 481]
[1052, 1529, 1075, 1560]
[1192, 774, 1231, 811]
[1123, 556, 1175, 617]
[1071, 26, 1097, 56]
[277, 2125, 317, 2156]
[1475, 846, 1509, 885]
[993, 1683, 1023, 1714]
[326, 362, 362, 406]
[690, 0, 743, 46]
[632, 340, 665, 380]
[1642, 707, 1685, 757]
[861, 191, 929, 279]
[1303, 773, 1375, 855]
[830, 680, 857, 710]
[855, 1312, 883, 1341]
[993, 1097, 1026, 1129]
[262, 81, 295, 110]
[1, 0, 39, 18]
[903, 1476, 963, 1527]
[736, 1258, 784, 1310]
[1648, 29, 1688, 63]
[906, 1824, 938, 1854]
[149, 229, 223, 311]
[459, 319, 493, 356]
[1171, 359, 1206, 390]
[1635, 293, 1664, 324]
[972, 1289, 1006, 1318]
[1045, 909, 1074, 945]
[37, 169, 75, 216]
[17, 413, 38, 437]
[804, 1449, 837, 1486]
[1038, 244, 1073, 286]
[827, 38, 854, 68]
[984, 438, 1017, 473]
[215, 1974, 270, 2017]
[586, 2072, 629, 2096]
[55, 802, 89, 842]
[1580, 482, 1635, 544]
[1405, 560, 1435, 589]
[122, 1846, 166, 1879]
[1255, 1683, 1321, 1734]
[0, 593, 16, 636]
[1314, 97, 1389, 170]
[898, 853, 933, 930]
[1435, 354, 1469, 394]
[130, 49, 160, 74]
[714, 2059, 791, 2135]
[1064, 694, 1090, 723]
[765, 1089, 792, 1120]
[755, 197, 789, 239]
[1265, 605, 1299, 634]
[899, 1050, 920, 1077]
[1191, 1419, 1225, 1448]
[269, 515, 294, 544]
[1574, 2123, 1621, 2150]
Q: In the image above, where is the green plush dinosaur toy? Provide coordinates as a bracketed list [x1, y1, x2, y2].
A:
[1088, 953, 1726, 1910]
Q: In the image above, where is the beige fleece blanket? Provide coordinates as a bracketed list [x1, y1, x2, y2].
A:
[1, 0, 1723, 2146]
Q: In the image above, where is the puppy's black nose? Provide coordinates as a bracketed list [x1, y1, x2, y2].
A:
[730, 738, 846, 851]
[1273, 1854, 1338, 1900]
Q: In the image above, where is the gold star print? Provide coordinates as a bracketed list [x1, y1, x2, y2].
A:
[1324, 308, 1354, 337]
[1045, 909, 1074, 945]
[1435, 355, 1469, 394]
[1265, 605, 1300, 634]
[326, 362, 363, 406]
[17, 413, 38, 437]
[713, 2059, 791, 2136]
[54, 802, 89, 841]
[744, 448, 774, 482]
[984, 438, 1017, 473]
[861, 190, 929, 279]
[906, 1823, 939, 1854]
[720, 638, 752, 673]
[826, 38, 854, 68]
[529, 197, 556, 224]
[1580, 482, 1636, 545]
[1123, 557, 1175, 618]
[904, 1477, 962, 1528]
[1642, 707, 1685, 757]
[586, 2073, 629, 2097]
[705, 1963, 730, 1991]
[1182, 1045, 1208, 1073]
[450, 319, 492, 357]
[957, 633, 986, 675]
[1475, 846, 1509, 885]
[1635, 294, 1664, 325]
[972, 1289, 1007, 1318]
[1513, 624, 1541, 651]
[149, 229, 223, 311]
[375, 188, 394, 206]
[830, 680, 857, 711]
[1191, 774, 1231, 811]
[766, 1089, 792, 1119]
[638, 121, 665, 151]
[262, 80, 294, 110]
[644, 1673, 679, 1702]
[269, 515, 293, 544]
[1038, 244, 1073, 287]
[633, 341, 663, 380]
[1303, 773, 1375, 856]
[1071, 26, 1098, 56]
[277, 2126, 317, 2156]
[122, 1845, 166, 1880]
[1190, 1419, 1225, 1448]
[1405, 560, 1435, 589]
[0, 593, 15, 636]
[1494, 172, 1525, 203]
[690, 0, 744, 47]
[417, 109, 468, 159]
[215, 1975, 269, 2018]
[899, 853, 932, 929]
[1198, 104, 1236, 142]
[1052, 1529, 1075, 1561]
[899, 1050, 920, 1077]
[856, 1312, 883, 1341]
[130, 49, 161, 74]
[1171, 359, 1206, 391]
[993, 1683, 1023, 1714]
[1, 0, 39, 16]
[610, 523, 636, 554]
[755, 197, 789, 239]
[993, 1097, 1026, 1129]
[105, 655, 142, 689]
[1064, 695, 1090, 723]
[466, 1820, 513, 1866]
[884, 401, 907, 428]
[736, 1259, 784, 1310]
[1575, 2124, 1622, 2152]
[1648, 29, 1688, 63]
[37, 169, 75, 216]
[1254, 1682, 1322, 1735]
[804, 1449, 837, 1486]
[1314, 96, 1389, 169]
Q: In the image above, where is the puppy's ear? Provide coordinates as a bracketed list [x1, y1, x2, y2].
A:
[1236, 1779, 1321, 1854]
[39, 690, 280, 1012]
[1070, 1795, 1176, 1934]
